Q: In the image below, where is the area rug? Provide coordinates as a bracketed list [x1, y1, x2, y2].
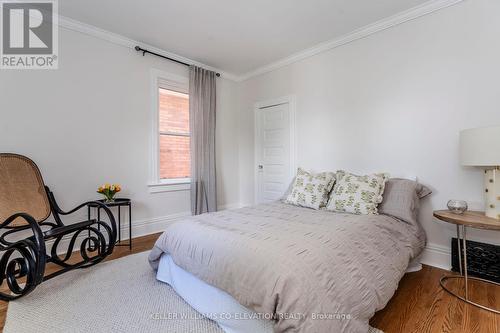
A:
[4, 251, 384, 333]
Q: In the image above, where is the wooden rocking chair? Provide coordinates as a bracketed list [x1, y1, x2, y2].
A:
[0, 153, 117, 300]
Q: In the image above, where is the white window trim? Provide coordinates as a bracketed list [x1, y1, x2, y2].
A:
[148, 69, 191, 193]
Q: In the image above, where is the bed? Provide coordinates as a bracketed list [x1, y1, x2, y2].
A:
[149, 199, 425, 333]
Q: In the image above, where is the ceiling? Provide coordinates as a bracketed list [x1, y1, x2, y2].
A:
[59, 0, 430, 77]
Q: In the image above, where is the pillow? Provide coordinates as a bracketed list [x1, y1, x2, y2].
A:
[326, 170, 389, 215]
[378, 178, 432, 226]
[285, 168, 336, 210]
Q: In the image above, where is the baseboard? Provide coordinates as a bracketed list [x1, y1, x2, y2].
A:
[420, 243, 451, 271]
[129, 211, 192, 239]
[48, 203, 245, 255]
[119, 204, 243, 240]
[218, 203, 244, 211]
[45, 210, 191, 255]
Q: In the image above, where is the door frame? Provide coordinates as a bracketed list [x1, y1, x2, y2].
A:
[254, 95, 297, 204]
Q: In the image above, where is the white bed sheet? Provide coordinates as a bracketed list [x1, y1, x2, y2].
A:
[156, 253, 274, 333]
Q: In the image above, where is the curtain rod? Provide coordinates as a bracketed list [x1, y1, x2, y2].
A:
[135, 46, 221, 77]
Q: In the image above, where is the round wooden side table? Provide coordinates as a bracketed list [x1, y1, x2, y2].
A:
[433, 210, 500, 314]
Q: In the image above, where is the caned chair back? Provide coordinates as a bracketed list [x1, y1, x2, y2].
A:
[0, 154, 51, 226]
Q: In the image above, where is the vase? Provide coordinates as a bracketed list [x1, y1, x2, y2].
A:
[104, 197, 115, 203]
[447, 200, 468, 214]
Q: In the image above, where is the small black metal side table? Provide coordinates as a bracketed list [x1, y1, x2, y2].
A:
[87, 198, 132, 250]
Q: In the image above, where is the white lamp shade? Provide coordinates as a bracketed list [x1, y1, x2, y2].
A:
[460, 126, 500, 167]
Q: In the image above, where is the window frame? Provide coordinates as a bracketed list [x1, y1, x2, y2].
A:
[149, 69, 191, 193]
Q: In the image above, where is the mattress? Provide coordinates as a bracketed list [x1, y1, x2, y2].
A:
[157, 253, 274, 333]
[150, 201, 425, 332]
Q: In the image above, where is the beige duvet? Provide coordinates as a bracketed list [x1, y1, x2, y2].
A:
[149, 202, 425, 333]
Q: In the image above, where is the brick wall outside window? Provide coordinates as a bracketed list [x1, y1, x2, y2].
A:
[158, 88, 190, 179]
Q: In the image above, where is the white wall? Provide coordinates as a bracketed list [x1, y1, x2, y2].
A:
[2, 0, 498, 270]
[236, 0, 500, 269]
[0, 27, 239, 237]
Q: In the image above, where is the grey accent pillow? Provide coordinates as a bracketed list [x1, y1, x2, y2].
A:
[378, 178, 432, 226]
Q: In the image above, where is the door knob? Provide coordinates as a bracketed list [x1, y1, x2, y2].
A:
[258, 165, 263, 170]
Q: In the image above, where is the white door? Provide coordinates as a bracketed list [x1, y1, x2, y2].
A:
[255, 99, 295, 204]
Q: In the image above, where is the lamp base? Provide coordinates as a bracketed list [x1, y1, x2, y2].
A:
[484, 168, 500, 219]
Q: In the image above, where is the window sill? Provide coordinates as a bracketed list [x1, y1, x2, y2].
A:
[148, 181, 190, 193]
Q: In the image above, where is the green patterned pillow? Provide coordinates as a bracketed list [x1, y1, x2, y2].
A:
[285, 168, 336, 210]
[326, 170, 389, 215]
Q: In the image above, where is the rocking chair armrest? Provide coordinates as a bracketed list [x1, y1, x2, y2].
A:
[54, 201, 117, 237]
[0, 213, 45, 252]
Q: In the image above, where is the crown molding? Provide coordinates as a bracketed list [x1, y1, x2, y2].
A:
[236, 0, 465, 82]
[22, 0, 464, 82]
[57, 15, 239, 81]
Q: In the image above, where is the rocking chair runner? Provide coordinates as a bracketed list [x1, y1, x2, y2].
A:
[0, 153, 117, 300]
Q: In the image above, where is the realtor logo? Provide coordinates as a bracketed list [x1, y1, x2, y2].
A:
[1, 0, 58, 69]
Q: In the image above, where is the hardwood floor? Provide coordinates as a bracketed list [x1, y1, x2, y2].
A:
[1, 233, 498, 333]
[371, 266, 500, 333]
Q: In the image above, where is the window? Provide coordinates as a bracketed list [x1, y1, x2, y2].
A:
[158, 88, 190, 180]
[149, 70, 190, 193]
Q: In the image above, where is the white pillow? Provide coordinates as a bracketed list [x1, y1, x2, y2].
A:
[285, 168, 336, 210]
[326, 170, 389, 215]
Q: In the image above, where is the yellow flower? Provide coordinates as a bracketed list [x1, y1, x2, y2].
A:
[110, 185, 115, 191]
[98, 186, 103, 192]
[104, 183, 110, 189]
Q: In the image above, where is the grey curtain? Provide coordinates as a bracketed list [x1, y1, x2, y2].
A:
[189, 66, 217, 215]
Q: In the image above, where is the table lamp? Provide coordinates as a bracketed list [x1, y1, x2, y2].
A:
[460, 126, 500, 219]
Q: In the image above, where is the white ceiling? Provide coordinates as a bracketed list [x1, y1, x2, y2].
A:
[59, 0, 430, 77]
